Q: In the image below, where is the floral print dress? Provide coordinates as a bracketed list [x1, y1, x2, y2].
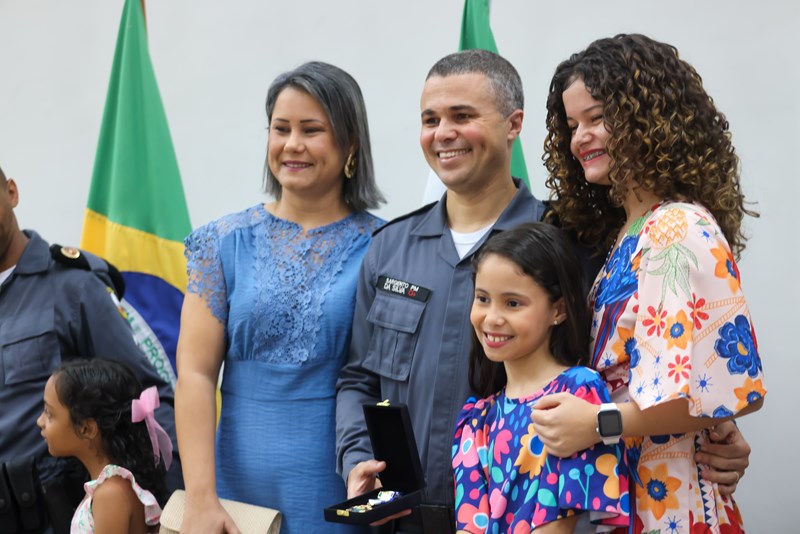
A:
[452, 367, 630, 533]
[590, 201, 764, 534]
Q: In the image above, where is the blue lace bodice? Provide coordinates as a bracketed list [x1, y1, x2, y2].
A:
[185, 204, 382, 366]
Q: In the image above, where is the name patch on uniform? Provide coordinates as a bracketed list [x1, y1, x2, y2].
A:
[377, 276, 431, 302]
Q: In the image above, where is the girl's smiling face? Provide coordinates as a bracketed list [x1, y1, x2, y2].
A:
[470, 253, 564, 367]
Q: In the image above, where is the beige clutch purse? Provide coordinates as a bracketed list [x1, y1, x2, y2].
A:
[159, 490, 282, 534]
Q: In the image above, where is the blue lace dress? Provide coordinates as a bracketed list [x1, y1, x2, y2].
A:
[185, 204, 383, 534]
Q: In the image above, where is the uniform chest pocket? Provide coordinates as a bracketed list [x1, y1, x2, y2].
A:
[0, 310, 60, 385]
[363, 291, 426, 381]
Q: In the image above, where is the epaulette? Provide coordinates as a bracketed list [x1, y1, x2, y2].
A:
[372, 201, 438, 237]
[49, 244, 126, 299]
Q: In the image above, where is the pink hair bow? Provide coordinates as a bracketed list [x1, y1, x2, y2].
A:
[131, 386, 173, 470]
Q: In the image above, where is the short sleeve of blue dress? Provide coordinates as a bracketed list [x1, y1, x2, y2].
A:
[452, 367, 630, 533]
[184, 205, 383, 534]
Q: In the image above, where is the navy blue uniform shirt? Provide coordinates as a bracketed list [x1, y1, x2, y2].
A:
[0, 230, 179, 487]
[336, 182, 546, 507]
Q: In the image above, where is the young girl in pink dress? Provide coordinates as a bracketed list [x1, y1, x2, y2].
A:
[37, 359, 169, 533]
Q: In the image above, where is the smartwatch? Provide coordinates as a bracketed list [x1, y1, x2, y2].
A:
[596, 403, 623, 445]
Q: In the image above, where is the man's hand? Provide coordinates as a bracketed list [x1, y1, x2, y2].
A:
[347, 460, 411, 526]
[347, 459, 385, 498]
[695, 421, 751, 496]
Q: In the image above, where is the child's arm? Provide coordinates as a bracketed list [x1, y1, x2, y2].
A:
[90, 477, 142, 533]
[531, 392, 763, 458]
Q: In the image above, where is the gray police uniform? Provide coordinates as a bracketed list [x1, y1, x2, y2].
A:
[0, 231, 179, 522]
[336, 182, 545, 532]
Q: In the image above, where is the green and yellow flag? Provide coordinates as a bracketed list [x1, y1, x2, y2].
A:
[81, 0, 191, 385]
[460, 0, 528, 186]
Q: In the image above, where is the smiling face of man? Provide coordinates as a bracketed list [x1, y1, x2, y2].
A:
[419, 73, 522, 197]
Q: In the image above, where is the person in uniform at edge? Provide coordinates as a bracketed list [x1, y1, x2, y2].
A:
[335, 49, 753, 534]
[0, 166, 180, 534]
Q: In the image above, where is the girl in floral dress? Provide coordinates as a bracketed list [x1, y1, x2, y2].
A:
[453, 223, 629, 534]
[535, 34, 765, 533]
[37, 359, 168, 533]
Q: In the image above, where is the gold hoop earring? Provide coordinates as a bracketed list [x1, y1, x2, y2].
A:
[344, 153, 357, 180]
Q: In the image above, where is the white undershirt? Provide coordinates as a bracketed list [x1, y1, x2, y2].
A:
[450, 224, 493, 259]
[0, 265, 14, 287]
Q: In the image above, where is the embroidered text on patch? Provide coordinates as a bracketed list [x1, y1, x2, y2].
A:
[377, 276, 431, 302]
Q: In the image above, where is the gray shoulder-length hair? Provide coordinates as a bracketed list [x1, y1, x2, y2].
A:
[264, 61, 385, 212]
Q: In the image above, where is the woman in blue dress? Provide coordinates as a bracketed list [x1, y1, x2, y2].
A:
[175, 62, 385, 534]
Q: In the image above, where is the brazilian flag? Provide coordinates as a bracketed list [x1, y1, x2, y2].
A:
[460, 0, 528, 186]
[81, 0, 191, 385]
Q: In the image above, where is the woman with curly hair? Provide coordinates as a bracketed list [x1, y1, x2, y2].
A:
[531, 34, 765, 532]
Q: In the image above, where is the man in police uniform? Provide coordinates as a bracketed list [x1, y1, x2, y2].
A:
[335, 50, 752, 534]
[0, 167, 180, 533]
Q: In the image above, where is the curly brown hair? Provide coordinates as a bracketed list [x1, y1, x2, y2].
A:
[543, 33, 756, 258]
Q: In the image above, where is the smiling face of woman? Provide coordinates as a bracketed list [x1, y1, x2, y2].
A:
[267, 87, 347, 201]
[563, 78, 612, 186]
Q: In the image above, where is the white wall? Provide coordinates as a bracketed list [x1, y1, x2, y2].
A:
[1, 0, 795, 530]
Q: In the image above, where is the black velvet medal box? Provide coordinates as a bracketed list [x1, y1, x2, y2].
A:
[324, 403, 425, 525]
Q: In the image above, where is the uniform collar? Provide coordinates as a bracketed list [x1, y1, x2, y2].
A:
[14, 230, 51, 275]
[410, 179, 544, 237]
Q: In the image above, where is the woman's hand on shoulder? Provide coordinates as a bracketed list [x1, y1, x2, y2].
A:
[181, 495, 242, 534]
[531, 392, 599, 457]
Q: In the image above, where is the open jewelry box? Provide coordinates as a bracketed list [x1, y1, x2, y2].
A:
[324, 402, 425, 525]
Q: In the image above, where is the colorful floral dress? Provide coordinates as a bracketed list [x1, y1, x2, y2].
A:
[452, 367, 630, 533]
[70, 464, 161, 533]
[590, 201, 765, 533]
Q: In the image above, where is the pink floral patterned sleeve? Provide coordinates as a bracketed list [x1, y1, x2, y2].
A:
[589, 201, 761, 532]
[630, 202, 765, 417]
